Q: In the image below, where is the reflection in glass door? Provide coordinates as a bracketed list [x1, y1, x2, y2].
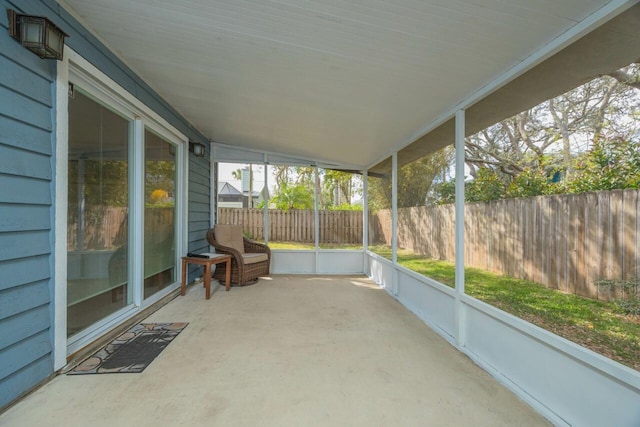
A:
[143, 128, 177, 299]
[67, 90, 131, 337]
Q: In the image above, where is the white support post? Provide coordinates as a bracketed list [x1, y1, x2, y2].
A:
[454, 109, 466, 347]
[314, 167, 320, 273]
[362, 169, 368, 251]
[362, 169, 368, 274]
[264, 154, 269, 244]
[392, 152, 398, 295]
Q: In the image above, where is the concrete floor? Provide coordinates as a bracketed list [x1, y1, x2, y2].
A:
[1, 275, 550, 426]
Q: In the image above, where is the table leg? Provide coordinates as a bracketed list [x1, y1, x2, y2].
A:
[181, 259, 187, 296]
[204, 264, 212, 299]
[225, 258, 231, 291]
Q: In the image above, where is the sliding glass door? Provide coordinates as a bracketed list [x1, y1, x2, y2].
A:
[143, 128, 177, 299]
[67, 89, 132, 337]
[66, 70, 185, 348]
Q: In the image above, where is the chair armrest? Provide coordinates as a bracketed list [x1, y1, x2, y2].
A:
[243, 237, 271, 258]
[211, 242, 244, 261]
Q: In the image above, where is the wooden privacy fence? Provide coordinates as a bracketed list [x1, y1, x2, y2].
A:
[369, 189, 640, 300]
[68, 207, 174, 250]
[218, 208, 363, 244]
[68, 206, 128, 250]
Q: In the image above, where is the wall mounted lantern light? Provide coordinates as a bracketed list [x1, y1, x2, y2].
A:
[7, 9, 68, 60]
[189, 141, 206, 157]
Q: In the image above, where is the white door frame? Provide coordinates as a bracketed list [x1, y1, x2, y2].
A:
[53, 49, 188, 368]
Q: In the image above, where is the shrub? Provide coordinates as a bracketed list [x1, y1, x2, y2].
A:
[596, 277, 640, 316]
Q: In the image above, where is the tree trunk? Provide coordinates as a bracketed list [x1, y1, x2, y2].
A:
[548, 99, 574, 177]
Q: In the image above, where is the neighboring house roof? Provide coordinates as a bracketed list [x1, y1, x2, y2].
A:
[218, 182, 243, 196]
[218, 182, 268, 198]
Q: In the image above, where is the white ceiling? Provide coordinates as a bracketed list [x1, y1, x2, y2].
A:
[61, 0, 620, 169]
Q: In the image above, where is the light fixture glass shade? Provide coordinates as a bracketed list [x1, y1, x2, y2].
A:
[22, 17, 43, 44]
[189, 142, 206, 157]
[46, 25, 63, 54]
[7, 9, 68, 60]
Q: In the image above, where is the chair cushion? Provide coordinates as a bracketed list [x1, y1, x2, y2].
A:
[214, 224, 245, 254]
[242, 253, 269, 264]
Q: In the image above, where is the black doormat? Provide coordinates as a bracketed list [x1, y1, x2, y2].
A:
[68, 322, 188, 374]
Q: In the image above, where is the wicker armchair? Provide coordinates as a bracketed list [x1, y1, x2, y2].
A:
[206, 224, 271, 286]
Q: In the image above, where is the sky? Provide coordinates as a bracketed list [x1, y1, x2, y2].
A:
[217, 162, 267, 192]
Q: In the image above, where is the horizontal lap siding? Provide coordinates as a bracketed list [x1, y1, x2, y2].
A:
[188, 157, 211, 280]
[0, 0, 56, 409]
[1, 0, 211, 410]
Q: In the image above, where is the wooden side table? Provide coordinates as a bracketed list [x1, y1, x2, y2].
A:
[181, 255, 232, 299]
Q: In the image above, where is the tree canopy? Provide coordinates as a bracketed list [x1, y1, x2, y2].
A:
[270, 182, 314, 210]
[426, 62, 640, 204]
[367, 146, 454, 211]
[367, 62, 640, 207]
[269, 166, 362, 211]
[457, 62, 640, 202]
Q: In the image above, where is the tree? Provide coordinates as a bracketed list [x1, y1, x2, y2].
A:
[456, 61, 640, 202]
[465, 168, 508, 202]
[145, 160, 175, 204]
[69, 159, 130, 208]
[294, 166, 315, 188]
[270, 166, 362, 210]
[323, 170, 362, 208]
[272, 165, 292, 190]
[231, 168, 242, 180]
[564, 139, 640, 193]
[368, 147, 454, 210]
[271, 183, 314, 210]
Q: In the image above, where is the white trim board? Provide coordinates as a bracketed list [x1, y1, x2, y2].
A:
[53, 54, 70, 371]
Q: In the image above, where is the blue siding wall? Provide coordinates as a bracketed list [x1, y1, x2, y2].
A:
[0, 0, 211, 409]
[0, 0, 56, 408]
[187, 157, 213, 278]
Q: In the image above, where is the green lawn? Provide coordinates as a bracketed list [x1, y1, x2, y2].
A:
[266, 242, 363, 250]
[266, 241, 315, 250]
[368, 245, 640, 371]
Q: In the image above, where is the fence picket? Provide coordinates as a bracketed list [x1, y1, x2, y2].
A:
[622, 190, 638, 278]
